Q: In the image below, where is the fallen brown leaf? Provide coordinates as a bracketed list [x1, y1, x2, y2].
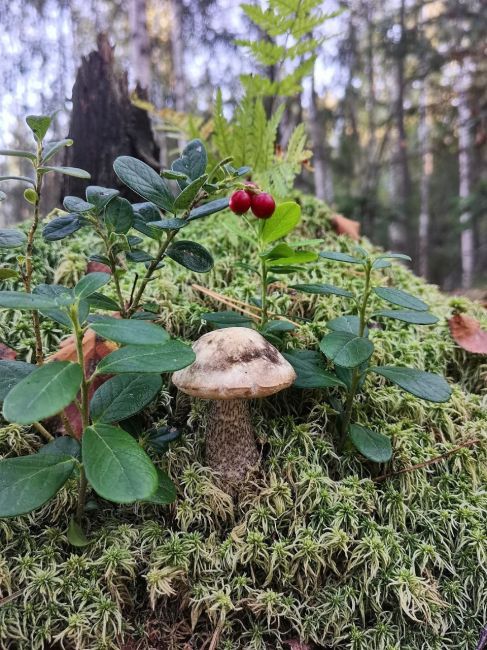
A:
[331, 213, 360, 240]
[0, 343, 17, 360]
[448, 313, 487, 354]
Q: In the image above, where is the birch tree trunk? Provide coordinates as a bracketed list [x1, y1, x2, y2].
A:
[129, 0, 152, 93]
[457, 60, 474, 289]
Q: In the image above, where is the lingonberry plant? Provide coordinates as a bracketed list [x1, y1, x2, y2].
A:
[0, 131, 248, 545]
[208, 184, 318, 337]
[0, 114, 90, 364]
[285, 247, 452, 463]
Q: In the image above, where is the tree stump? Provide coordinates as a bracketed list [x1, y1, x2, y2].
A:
[62, 33, 159, 198]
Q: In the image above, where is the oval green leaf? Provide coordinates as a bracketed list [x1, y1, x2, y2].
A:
[82, 423, 158, 503]
[74, 272, 111, 300]
[319, 251, 362, 264]
[349, 423, 392, 463]
[320, 332, 374, 368]
[291, 284, 354, 298]
[3, 361, 83, 424]
[166, 240, 214, 273]
[90, 316, 169, 345]
[0, 229, 27, 249]
[96, 340, 195, 374]
[86, 186, 119, 212]
[26, 114, 51, 141]
[104, 196, 134, 234]
[63, 196, 95, 213]
[90, 373, 162, 423]
[373, 287, 429, 311]
[144, 469, 177, 505]
[174, 174, 208, 210]
[38, 437, 81, 459]
[39, 166, 91, 179]
[188, 197, 229, 221]
[369, 365, 452, 402]
[43, 214, 85, 241]
[373, 310, 439, 325]
[114, 156, 174, 212]
[261, 202, 301, 244]
[172, 139, 208, 182]
[283, 350, 346, 389]
[0, 360, 35, 402]
[0, 290, 72, 311]
[327, 315, 368, 336]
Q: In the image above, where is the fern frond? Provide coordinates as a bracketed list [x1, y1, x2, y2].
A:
[213, 90, 232, 159]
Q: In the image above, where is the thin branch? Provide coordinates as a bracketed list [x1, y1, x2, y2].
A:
[33, 422, 54, 442]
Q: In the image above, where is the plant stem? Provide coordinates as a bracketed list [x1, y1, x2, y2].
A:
[260, 258, 269, 326]
[340, 262, 373, 437]
[33, 422, 54, 442]
[70, 306, 90, 524]
[23, 143, 45, 365]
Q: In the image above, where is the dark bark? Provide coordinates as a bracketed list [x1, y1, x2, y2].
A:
[62, 33, 159, 198]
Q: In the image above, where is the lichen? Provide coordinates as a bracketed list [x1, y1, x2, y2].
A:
[0, 194, 486, 649]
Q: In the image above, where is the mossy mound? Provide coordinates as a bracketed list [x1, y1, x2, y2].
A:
[0, 194, 486, 649]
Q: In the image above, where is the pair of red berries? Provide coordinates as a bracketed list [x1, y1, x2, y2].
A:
[229, 185, 276, 219]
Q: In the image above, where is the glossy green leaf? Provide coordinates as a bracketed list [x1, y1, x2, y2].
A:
[3, 361, 83, 424]
[370, 366, 451, 402]
[174, 174, 208, 210]
[373, 287, 429, 311]
[290, 283, 354, 298]
[127, 250, 153, 263]
[42, 139, 73, 163]
[166, 240, 214, 273]
[90, 373, 162, 423]
[172, 139, 207, 183]
[148, 218, 187, 230]
[113, 156, 174, 212]
[0, 175, 35, 186]
[268, 251, 317, 267]
[0, 148, 36, 161]
[144, 469, 177, 505]
[283, 350, 345, 389]
[97, 340, 195, 375]
[67, 517, 91, 547]
[319, 251, 362, 264]
[82, 423, 158, 503]
[74, 272, 111, 300]
[63, 196, 95, 213]
[33, 284, 88, 328]
[90, 316, 169, 345]
[373, 252, 412, 266]
[23, 188, 38, 204]
[146, 426, 181, 452]
[261, 320, 296, 334]
[320, 332, 374, 368]
[0, 290, 72, 311]
[26, 114, 51, 141]
[0, 361, 35, 402]
[349, 424, 392, 463]
[161, 169, 188, 180]
[85, 186, 119, 212]
[202, 311, 254, 327]
[0, 454, 76, 516]
[132, 202, 162, 238]
[261, 202, 301, 244]
[86, 293, 120, 311]
[0, 229, 26, 249]
[39, 166, 90, 179]
[104, 196, 134, 234]
[43, 214, 86, 241]
[188, 197, 229, 221]
[373, 310, 439, 325]
[38, 437, 81, 459]
[327, 315, 368, 336]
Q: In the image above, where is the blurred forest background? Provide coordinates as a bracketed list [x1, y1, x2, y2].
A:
[0, 0, 486, 291]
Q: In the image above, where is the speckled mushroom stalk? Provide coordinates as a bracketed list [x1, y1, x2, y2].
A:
[172, 327, 296, 485]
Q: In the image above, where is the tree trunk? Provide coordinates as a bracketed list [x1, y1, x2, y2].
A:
[457, 60, 474, 289]
[62, 33, 159, 198]
[309, 72, 333, 203]
[389, 0, 411, 254]
[417, 78, 431, 278]
[129, 0, 152, 93]
[206, 399, 260, 485]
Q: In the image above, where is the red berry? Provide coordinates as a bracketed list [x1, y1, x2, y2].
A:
[250, 192, 276, 219]
[229, 190, 251, 215]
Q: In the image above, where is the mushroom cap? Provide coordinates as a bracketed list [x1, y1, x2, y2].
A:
[172, 327, 297, 400]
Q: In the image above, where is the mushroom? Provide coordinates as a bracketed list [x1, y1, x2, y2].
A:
[172, 327, 296, 484]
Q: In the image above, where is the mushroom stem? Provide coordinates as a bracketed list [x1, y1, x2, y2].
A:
[206, 399, 260, 483]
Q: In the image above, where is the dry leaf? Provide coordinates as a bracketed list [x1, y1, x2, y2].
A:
[448, 313, 487, 354]
[86, 260, 111, 274]
[331, 213, 360, 241]
[0, 343, 17, 360]
[47, 330, 117, 437]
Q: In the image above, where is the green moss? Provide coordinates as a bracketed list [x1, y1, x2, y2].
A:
[0, 194, 486, 649]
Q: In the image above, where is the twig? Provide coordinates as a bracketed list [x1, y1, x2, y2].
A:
[33, 422, 54, 442]
[374, 439, 482, 483]
[0, 590, 23, 608]
[192, 284, 300, 326]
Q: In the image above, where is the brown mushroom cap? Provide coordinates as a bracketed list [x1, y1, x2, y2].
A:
[172, 327, 297, 400]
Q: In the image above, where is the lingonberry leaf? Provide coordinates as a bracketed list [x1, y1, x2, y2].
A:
[143, 469, 177, 505]
[283, 350, 346, 389]
[373, 287, 429, 311]
[113, 156, 174, 212]
[291, 283, 354, 298]
[43, 214, 86, 241]
[202, 311, 254, 328]
[0, 229, 27, 249]
[82, 423, 158, 503]
[320, 332, 374, 368]
[261, 202, 301, 244]
[3, 361, 83, 424]
[0, 290, 72, 311]
[166, 240, 214, 273]
[373, 310, 439, 325]
[85, 186, 119, 212]
[171, 139, 208, 184]
[26, 114, 51, 141]
[90, 373, 162, 423]
[349, 423, 392, 463]
[319, 251, 362, 264]
[66, 517, 91, 547]
[0, 360, 35, 402]
[41, 139, 73, 163]
[74, 272, 111, 300]
[104, 196, 134, 234]
[0, 454, 76, 517]
[38, 437, 81, 459]
[90, 316, 170, 345]
[39, 166, 91, 179]
[34, 284, 89, 328]
[327, 315, 368, 336]
[188, 197, 229, 221]
[370, 366, 452, 402]
[96, 341, 195, 374]
[0, 148, 36, 161]
[173, 174, 208, 210]
[63, 196, 95, 213]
